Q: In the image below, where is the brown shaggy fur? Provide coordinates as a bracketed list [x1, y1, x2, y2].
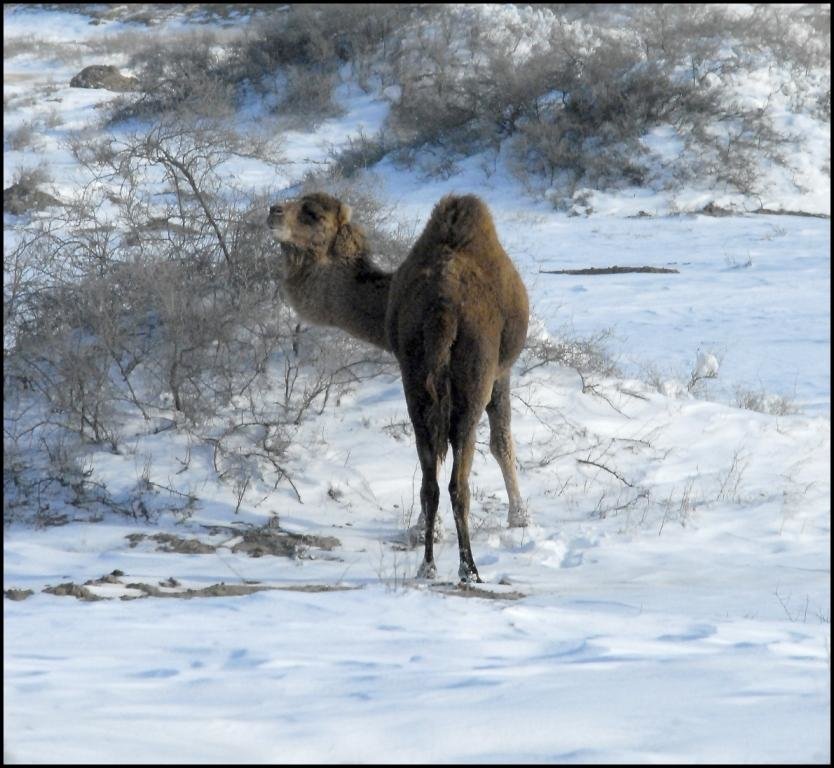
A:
[268, 192, 530, 583]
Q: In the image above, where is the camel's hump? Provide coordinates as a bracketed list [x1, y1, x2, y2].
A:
[421, 194, 499, 252]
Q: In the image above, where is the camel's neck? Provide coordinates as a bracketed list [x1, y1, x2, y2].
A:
[282, 251, 393, 351]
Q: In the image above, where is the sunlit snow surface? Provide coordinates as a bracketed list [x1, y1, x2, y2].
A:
[3, 4, 830, 764]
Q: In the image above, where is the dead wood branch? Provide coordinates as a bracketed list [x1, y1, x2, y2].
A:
[577, 458, 635, 488]
[539, 265, 679, 275]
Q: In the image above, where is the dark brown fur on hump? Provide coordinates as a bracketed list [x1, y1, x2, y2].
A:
[412, 194, 500, 254]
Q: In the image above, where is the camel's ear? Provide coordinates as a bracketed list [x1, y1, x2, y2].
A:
[338, 203, 352, 227]
[332, 218, 366, 261]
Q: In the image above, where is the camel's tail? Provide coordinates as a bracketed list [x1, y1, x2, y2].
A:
[423, 304, 457, 464]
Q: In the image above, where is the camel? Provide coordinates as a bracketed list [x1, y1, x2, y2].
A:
[267, 192, 529, 583]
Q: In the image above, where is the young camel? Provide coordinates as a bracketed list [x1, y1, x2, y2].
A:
[268, 192, 529, 582]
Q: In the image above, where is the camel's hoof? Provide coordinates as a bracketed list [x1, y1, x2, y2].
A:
[458, 562, 482, 584]
[416, 559, 437, 580]
[508, 507, 530, 528]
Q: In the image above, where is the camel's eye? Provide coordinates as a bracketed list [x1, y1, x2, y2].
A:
[301, 203, 321, 223]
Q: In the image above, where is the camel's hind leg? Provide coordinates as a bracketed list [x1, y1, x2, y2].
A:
[486, 372, 529, 527]
[448, 390, 492, 584]
[414, 436, 441, 580]
[401, 383, 442, 579]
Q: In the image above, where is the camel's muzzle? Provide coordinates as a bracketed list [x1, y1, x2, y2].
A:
[267, 205, 291, 241]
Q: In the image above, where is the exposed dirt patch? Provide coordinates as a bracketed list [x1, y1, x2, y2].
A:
[4, 588, 34, 601]
[36, 571, 359, 601]
[151, 532, 218, 554]
[230, 527, 340, 558]
[126, 533, 217, 554]
[84, 569, 125, 585]
[431, 584, 527, 601]
[17, 577, 519, 602]
[698, 203, 829, 219]
[753, 207, 829, 219]
[278, 583, 356, 593]
[126, 581, 357, 599]
[42, 582, 105, 601]
[133, 581, 357, 598]
[123, 582, 272, 599]
[125, 527, 341, 558]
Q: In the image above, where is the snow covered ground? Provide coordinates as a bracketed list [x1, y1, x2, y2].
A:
[4, 5, 830, 764]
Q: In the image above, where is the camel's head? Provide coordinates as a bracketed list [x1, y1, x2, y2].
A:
[268, 192, 366, 270]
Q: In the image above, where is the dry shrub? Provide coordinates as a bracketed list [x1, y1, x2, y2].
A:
[735, 387, 798, 416]
[5, 121, 42, 151]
